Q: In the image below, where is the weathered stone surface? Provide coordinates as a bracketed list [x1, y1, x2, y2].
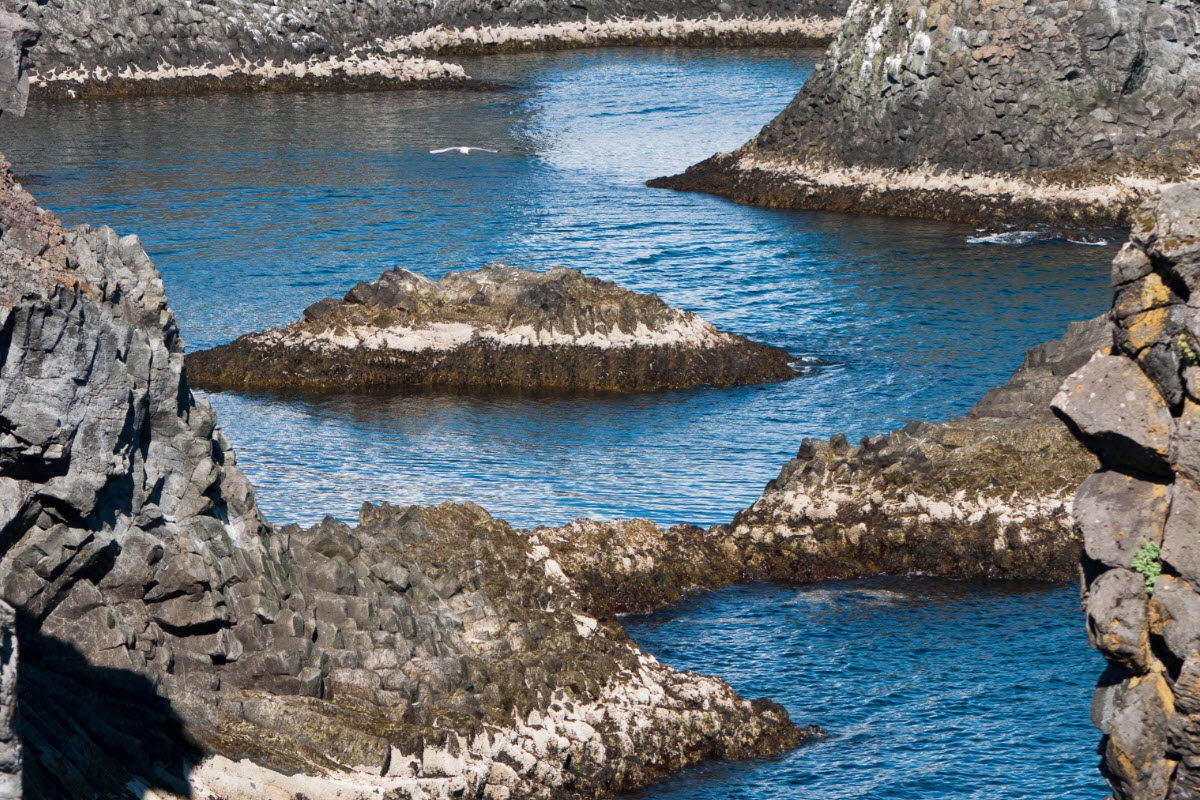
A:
[1104, 673, 1175, 800]
[1088, 569, 1151, 674]
[1064, 184, 1200, 799]
[1053, 356, 1173, 476]
[0, 153, 818, 798]
[1076, 471, 1169, 571]
[652, 0, 1200, 225]
[1164, 479, 1200, 590]
[187, 266, 798, 395]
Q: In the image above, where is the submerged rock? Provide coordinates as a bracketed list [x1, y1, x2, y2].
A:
[1056, 183, 1200, 800]
[0, 155, 817, 797]
[652, 0, 1200, 226]
[531, 317, 1110, 614]
[187, 265, 799, 394]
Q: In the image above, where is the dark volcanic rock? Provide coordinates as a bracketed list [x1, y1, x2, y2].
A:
[1055, 183, 1200, 800]
[530, 317, 1111, 615]
[0, 8, 34, 115]
[0, 159, 816, 796]
[21, 0, 849, 97]
[0, 603, 15, 800]
[652, 0, 1200, 226]
[187, 265, 799, 394]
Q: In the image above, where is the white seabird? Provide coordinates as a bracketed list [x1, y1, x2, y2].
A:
[429, 146, 500, 155]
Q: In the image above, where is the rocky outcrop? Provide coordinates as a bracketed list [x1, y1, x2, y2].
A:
[0, 8, 34, 115]
[187, 265, 799, 395]
[526, 317, 1111, 614]
[0, 154, 819, 797]
[0, 604, 16, 800]
[652, 0, 1200, 226]
[1054, 184, 1200, 800]
[19, 0, 848, 99]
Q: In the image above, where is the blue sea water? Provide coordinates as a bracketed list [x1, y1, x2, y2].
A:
[1, 47, 1110, 799]
[624, 579, 1105, 800]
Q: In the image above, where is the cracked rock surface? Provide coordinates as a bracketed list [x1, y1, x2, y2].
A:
[186, 265, 799, 394]
[653, 0, 1200, 225]
[1056, 183, 1200, 800]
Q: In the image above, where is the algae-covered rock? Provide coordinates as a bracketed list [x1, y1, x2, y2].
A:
[187, 265, 799, 395]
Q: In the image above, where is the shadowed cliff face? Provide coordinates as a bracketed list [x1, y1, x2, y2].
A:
[1054, 184, 1200, 800]
[653, 0, 1200, 225]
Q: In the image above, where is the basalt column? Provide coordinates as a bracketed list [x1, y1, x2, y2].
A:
[1054, 183, 1200, 799]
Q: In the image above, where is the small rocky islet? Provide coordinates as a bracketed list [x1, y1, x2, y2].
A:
[186, 265, 799, 394]
[2, 1, 1200, 799]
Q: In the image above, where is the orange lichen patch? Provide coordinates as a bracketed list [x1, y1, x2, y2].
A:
[1115, 273, 1175, 319]
[1125, 308, 1171, 352]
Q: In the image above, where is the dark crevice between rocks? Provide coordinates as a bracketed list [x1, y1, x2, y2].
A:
[15, 608, 203, 799]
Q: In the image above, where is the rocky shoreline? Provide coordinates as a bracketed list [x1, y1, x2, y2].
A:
[655, 0, 1200, 226]
[186, 265, 799, 395]
[23, 3, 847, 101]
[31, 55, 497, 102]
[528, 317, 1111, 615]
[650, 152, 1164, 228]
[376, 16, 841, 57]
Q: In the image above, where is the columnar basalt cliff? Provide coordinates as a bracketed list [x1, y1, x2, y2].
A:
[0, 139, 815, 799]
[1054, 185, 1200, 800]
[19, 0, 848, 99]
[529, 317, 1110, 614]
[187, 265, 799, 394]
[652, 0, 1200, 226]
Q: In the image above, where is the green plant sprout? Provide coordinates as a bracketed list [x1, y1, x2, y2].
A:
[1180, 334, 1200, 367]
[1131, 541, 1163, 593]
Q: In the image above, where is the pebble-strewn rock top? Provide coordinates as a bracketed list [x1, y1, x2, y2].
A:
[527, 318, 1111, 615]
[652, 0, 1200, 226]
[19, 0, 849, 98]
[1054, 184, 1200, 800]
[187, 265, 799, 394]
[0, 158, 818, 798]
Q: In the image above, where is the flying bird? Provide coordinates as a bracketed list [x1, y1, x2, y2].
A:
[429, 146, 499, 155]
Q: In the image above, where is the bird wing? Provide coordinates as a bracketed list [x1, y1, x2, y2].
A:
[429, 147, 454, 154]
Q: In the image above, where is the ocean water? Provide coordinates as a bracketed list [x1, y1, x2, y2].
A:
[0, 48, 1114, 529]
[2, 47, 1110, 799]
[624, 579, 1106, 800]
